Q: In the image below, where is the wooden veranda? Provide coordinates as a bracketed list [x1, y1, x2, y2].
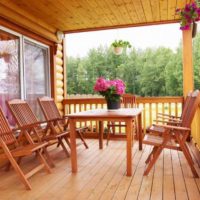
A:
[0, 0, 200, 199]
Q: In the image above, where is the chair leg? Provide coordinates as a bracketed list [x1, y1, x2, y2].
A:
[43, 147, 55, 168]
[1, 143, 32, 190]
[10, 158, 32, 190]
[36, 151, 52, 174]
[64, 136, 71, 149]
[144, 146, 163, 176]
[77, 131, 88, 149]
[5, 157, 22, 171]
[181, 144, 199, 178]
[58, 138, 70, 157]
[183, 143, 194, 165]
[145, 146, 157, 164]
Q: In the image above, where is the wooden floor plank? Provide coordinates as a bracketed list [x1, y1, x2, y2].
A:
[109, 144, 142, 200]
[171, 150, 188, 200]
[0, 139, 199, 200]
[136, 149, 155, 200]
[87, 143, 134, 200]
[150, 151, 164, 200]
[178, 151, 200, 200]
[125, 145, 151, 200]
[76, 141, 125, 200]
[3, 139, 96, 200]
[163, 149, 175, 200]
[36, 140, 118, 200]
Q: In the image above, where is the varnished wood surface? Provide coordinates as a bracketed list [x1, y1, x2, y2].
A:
[0, 140, 199, 199]
[0, 0, 190, 36]
[67, 108, 143, 119]
[68, 108, 143, 176]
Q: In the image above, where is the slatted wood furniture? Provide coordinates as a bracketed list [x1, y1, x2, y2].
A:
[67, 108, 143, 176]
[107, 94, 137, 145]
[38, 96, 88, 149]
[7, 99, 70, 160]
[155, 91, 192, 124]
[0, 106, 52, 190]
[143, 90, 200, 177]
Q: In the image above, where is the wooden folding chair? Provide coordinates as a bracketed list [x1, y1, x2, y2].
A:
[7, 99, 70, 160]
[107, 93, 137, 145]
[143, 90, 200, 177]
[38, 96, 88, 149]
[155, 91, 192, 124]
[0, 106, 52, 190]
[151, 91, 193, 130]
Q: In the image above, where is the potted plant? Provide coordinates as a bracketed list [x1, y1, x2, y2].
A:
[0, 52, 11, 63]
[93, 77, 126, 110]
[111, 40, 132, 55]
[176, 1, 200, 37]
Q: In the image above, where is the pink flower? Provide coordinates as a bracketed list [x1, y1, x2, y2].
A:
[94, 77, 109, 92]
[93, 77, 126, 101]
[176, 2, 200, 30]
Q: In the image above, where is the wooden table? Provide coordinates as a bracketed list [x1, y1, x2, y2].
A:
[67, 108, 143, 176]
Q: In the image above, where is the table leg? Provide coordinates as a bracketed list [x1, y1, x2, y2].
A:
[138, 113, 143, 150]
[69, 118, 77, 173]
[99, 121, 103, 149]
[126, 118, 132, 176]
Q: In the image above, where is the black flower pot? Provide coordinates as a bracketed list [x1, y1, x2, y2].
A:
[192, 22, 197, 38]
[106, 100, 121, 110]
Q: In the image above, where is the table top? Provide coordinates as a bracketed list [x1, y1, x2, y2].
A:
[67, 108, 143, 119]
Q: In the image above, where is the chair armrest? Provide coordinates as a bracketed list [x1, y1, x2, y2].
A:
[157, 113, 180, 118]
[153, 124, 191, 131]
[13, 118, 61, 131]
[153, 119, 182, 124]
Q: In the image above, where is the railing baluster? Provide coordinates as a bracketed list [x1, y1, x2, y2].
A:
[169, 102, 171, 116]
[175, 102, 178, 117]
[149, 103, 152, 125]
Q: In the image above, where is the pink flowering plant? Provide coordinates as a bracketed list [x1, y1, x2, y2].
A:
[94, 77, 126, 102]
[176, 1, 200, 30]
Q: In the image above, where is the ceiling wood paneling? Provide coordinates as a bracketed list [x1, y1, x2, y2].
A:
[0, 0, 192, 41]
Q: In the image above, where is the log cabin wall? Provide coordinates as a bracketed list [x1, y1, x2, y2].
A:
[55, 43, 65, 115]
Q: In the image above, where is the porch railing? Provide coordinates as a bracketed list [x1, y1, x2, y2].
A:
[63, 95, 184, 138]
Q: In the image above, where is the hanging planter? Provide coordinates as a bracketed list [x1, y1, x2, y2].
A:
[111, 40, 132, 55]
[192, 21, 198, 38]
[113, 47, 123, 55]
[175, 2, 200, 32]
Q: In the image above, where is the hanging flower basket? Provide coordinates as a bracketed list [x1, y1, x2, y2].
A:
[175, 2, 200, 34]
[111, 40, 132, 55]
[113, 47, 123, 55]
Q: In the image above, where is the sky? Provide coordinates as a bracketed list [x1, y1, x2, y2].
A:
[65, 23, 184, 58]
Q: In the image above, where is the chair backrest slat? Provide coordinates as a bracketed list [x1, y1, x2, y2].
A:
[122, 94, 136, 108]
[7, 99, 38, 126]
[181, 90, 200, 128]
[38, 97, 61, 120]
[181, 91, 192, 119]
[0, 107, 16, 145]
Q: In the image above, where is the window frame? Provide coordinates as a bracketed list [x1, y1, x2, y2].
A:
[0, 25, 51, 100]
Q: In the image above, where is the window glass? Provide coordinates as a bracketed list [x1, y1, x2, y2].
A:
[24, 39, 49, 120]
[0, 30, 20, 125]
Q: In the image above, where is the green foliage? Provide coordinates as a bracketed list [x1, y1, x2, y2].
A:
[66, 32, 200, 96]
[111, 40, 132, 48]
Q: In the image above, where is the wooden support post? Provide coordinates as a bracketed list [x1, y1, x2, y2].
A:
[182, 29, 194, 97]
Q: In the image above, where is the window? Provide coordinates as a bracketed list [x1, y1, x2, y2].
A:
[0, 26, 50, 123]
[24, 39, 50, 119]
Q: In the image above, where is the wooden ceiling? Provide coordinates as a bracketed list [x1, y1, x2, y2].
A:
[0, 0, 191, 42]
